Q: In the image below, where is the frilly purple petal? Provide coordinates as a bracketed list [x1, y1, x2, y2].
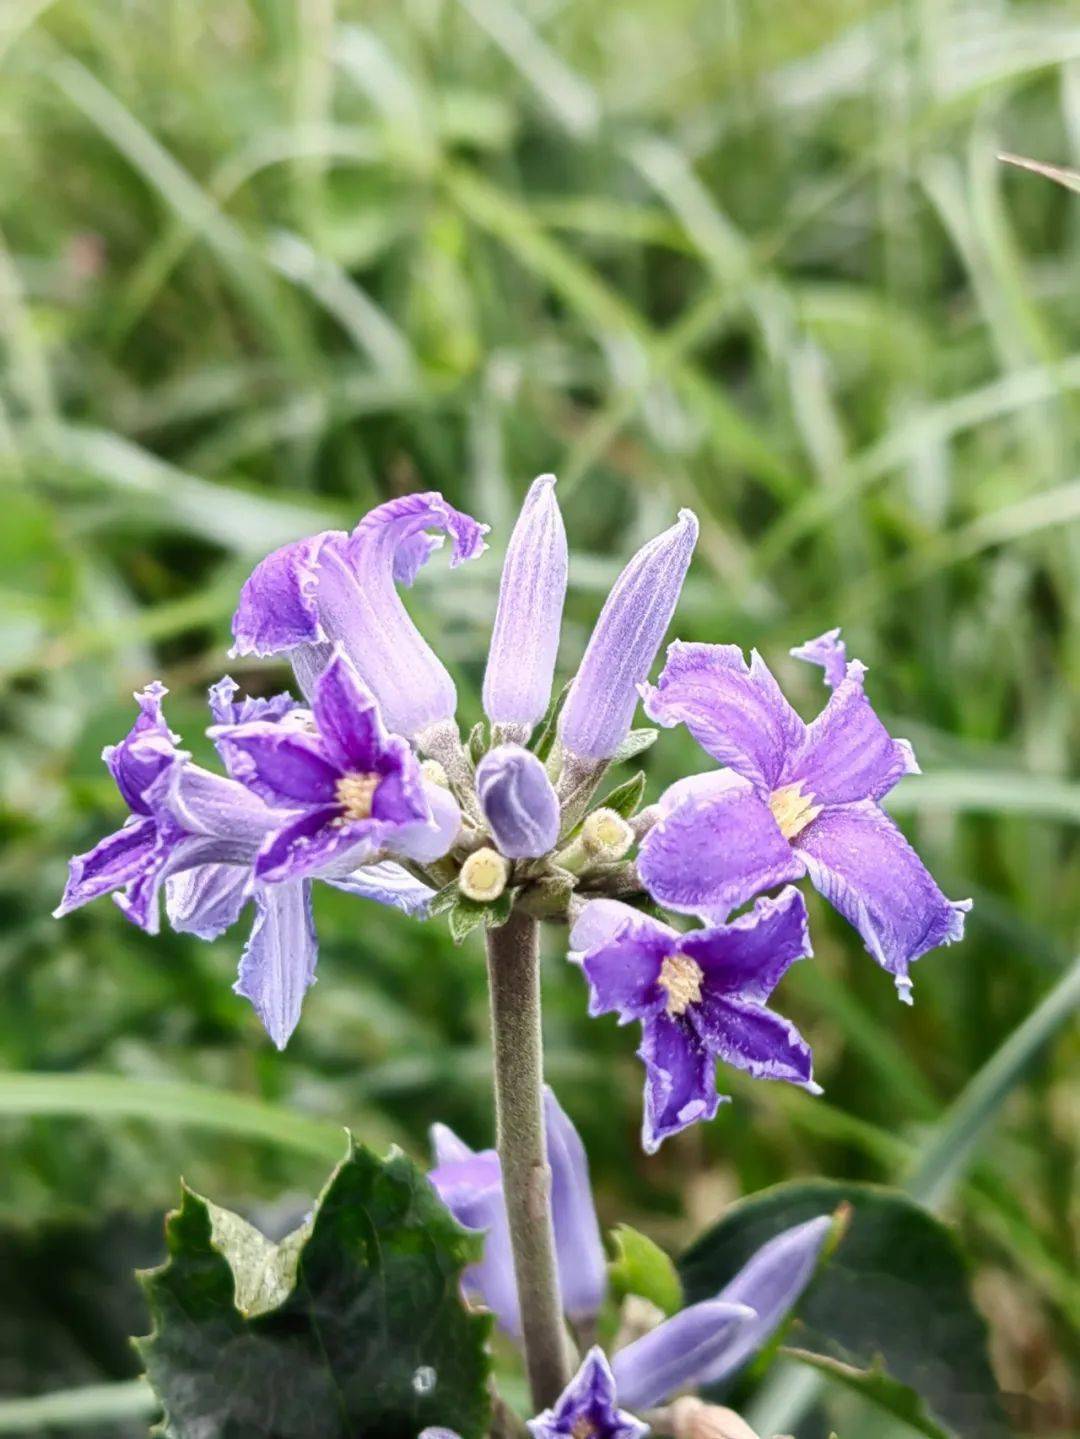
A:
[790, 627, 847, 689]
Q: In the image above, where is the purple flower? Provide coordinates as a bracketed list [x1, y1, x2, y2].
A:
[429, 1087, 606, 1336]
[54, 683, 288, 937]
[571, 889, 816, 1152]
[558, 510, 698, 762]
[211, 650, 461, 883]
[639, 641, 971, 1001]
[230, 492, 488, 739]
[790, 627, 847, 689]
[528, 1349, 648, 1439]
[610, 1215, 832, 1409]
[484, 473, 568, 735]
[475, 744, 561, 858]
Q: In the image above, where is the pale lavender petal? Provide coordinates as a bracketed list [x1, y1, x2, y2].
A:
[329, 492, 488, 737]
[797, 801, 971, 1000]
[390, 777, 461, 862]
[103, 682, 180, 815]
[790, 627, 847, 689]
[678, 887, 812, 1002]
[429, 1122, 474, 1167]
[428, 1141, 520, 1336]
[581, 919, 669, 1024]
[610, 1300, 756, 1410]
[254, 807, 380, 882]
[704, 1214, 833, 1385]
[234, 880, 318, 1049]
[559, 510, 698, 760]
[693, 994, 817, 1090]
[639, 785, 804, 923]
[310, 651, 385, 774]
[544, 1088, 606, 1327]
[639, 1011, 722, 1153]
[145, 761, 284, 850]
[529, 1348, 647, 1439]
[642, 642, 804, 794]
[475, 744, 560, 858]
[570, 898, 676, 954]
[166, 863, 251, 939]
[210, 725, 340, 807]
[231, 531, 338, 655]
[113, 829, 218, 936]
[53, 817, 158, 917]
[785, 661, 918, 805]
[324, 860, 434, 915]
[657, 767, 747, 816]
[483, 473, 568, 730]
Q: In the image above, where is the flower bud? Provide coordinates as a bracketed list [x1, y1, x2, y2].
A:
[460, 846, 510, 902]
[559, 509, 698, 760]
[581, 807, 633, 860]
[475, 744, 560, 859]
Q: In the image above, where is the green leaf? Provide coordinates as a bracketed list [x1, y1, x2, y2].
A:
[594, 770, 647, 819]
[611, 728, 658, 763]
[530, 681, 572, 763]
[427, 881, 462, 918]
[467, 721, 487, 767]
[785, 1349, 951, 1439]
[608, 1224, 682, 1316]
[446, 890, 515, 944]
[680, 1181, 1008, 1438]
[137, 1141, 491, 1439]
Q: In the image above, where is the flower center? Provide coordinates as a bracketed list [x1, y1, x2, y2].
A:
[335, 772, 379, 822]
[570, 1421, 596, 1439]
[768, 781, 822, 841]
[658, 954, 704, 1017]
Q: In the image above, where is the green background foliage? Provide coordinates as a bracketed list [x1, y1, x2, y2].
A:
[0, 0, 1077, 1433]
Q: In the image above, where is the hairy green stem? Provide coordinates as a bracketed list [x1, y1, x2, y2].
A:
[485, 909, 571, 1409]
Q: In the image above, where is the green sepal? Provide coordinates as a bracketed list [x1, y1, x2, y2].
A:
[136, 1140, 492, 1439]
[593, 770, 647, 820]
[428, 880, 462, 917]
[467, 721, 488, 767]
[608, 1223, 682, 1317]
[447, 888, 516, 944]
[530, 681, 572, 763]
[610, 728, 658, 763]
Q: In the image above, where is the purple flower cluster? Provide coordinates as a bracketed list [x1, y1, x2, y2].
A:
[429, 1087, 832, 1422]
[57, 474, 968, 1140]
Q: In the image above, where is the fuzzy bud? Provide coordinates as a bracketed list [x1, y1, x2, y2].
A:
[581, 807, 633, 860]
[460, 846, 510, 902]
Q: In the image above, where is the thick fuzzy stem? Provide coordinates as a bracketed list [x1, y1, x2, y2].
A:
[485, 910, 571, 1407]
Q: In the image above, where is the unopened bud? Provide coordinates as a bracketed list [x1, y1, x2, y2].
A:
[460, 846, 510, 902]
[421, 758, 449, 788]
[668, 1397, 761, 1439]
[581, 807, 633, 860]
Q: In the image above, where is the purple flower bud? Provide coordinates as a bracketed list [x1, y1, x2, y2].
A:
[475, 744, 561, 858]
[528, 1348, 647, 1439]
[544, 1088, 607, 1326]
[559, 509, 698, 760]
[483, 473, 568, 732]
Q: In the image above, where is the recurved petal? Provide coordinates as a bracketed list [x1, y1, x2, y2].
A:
[610, 1299, 756, 1410]
[475, 744, 560, 858]
[639, 1010, 723, 1153]
[104, 681, 180, 815]
[559, 509, 698, 761]
[483, 473, 568, 730]
[166, 862, 251, 939]
[233, 880, 318, 1049]
[638, 785, 804, 924]
[790, 628, 847, 689]
[693, 994, 818, 1090]
[54, 817, 159, 918]
[642, 642, 804, 794]
[207, 675, 298, 728]
[324, 860, 435, 915]
[544, 1088, 606, 1326]
[797, 801, 971, 1001]
[784, 661, 918, 805]
[678, 887, 812, 1002]
[231, 531, 339, 656]
[704, 1214, 834, 1385]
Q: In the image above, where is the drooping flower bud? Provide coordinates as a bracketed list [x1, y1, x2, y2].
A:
[475, 744, 561, 859]
[483, 474, 568, 735]
[559, 509, 698, 761]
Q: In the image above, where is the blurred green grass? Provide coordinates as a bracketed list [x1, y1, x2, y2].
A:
[0, 0, 1077, 1431]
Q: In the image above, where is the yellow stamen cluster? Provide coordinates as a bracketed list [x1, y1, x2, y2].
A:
[658, 954, 704, 1017]
[768, 781, 822, 841]
[581, 807, 634, 860]
[460, 846, 510, 902]
[571, 1422, 597, 1439]
[335, 772, 379, 822]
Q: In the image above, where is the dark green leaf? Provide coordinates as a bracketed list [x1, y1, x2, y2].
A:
[785, 1348, 951, 1439]
[679, 1180, 1008, 1438]
[594, 771, 647, 820]
[608, 1224, 682, 1316]
[610, 728, 658, 763]
[530, 681, 572, 763]
[467, 721, 487, 767]
[446, 890, 515, 944]
[427, 881, 462, 918]
[137, 1141, 491, 1439]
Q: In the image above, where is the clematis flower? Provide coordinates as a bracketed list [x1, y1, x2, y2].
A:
[638, 641, 971, 1001]
[429, 1087, 606, 1337]
[475, 744, 561, 859]
[230, 492, 488, 740]
[211, 650, 461, 884]
[570, 888, 817, 1152]
[528, 1349, 648, 1439]
[483, 472, 568, 738]
[558, 510, 698, 764]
